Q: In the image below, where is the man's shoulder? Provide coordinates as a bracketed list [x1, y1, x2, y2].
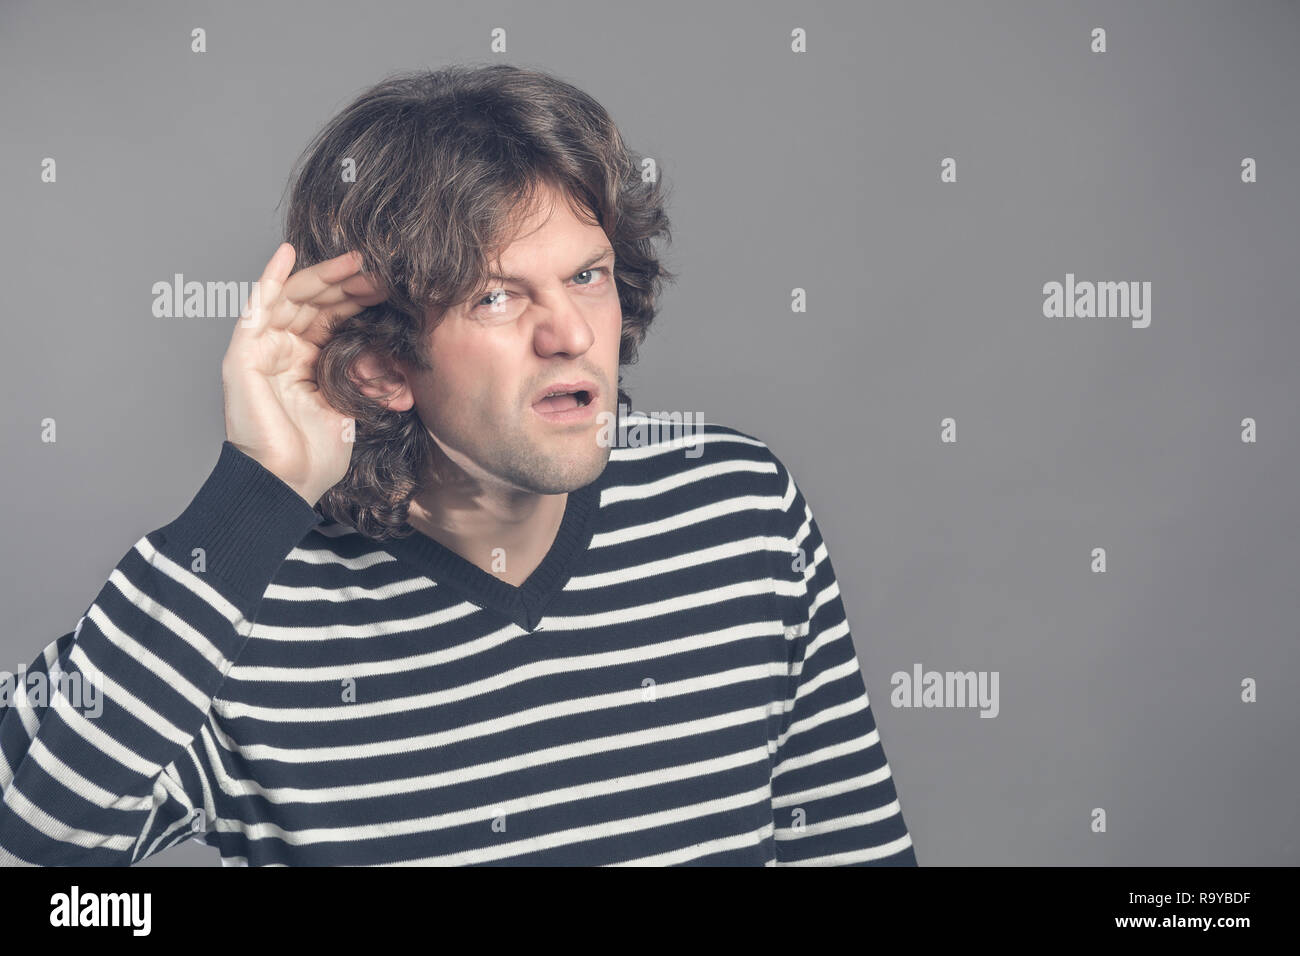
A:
[601, 410, 795, 503]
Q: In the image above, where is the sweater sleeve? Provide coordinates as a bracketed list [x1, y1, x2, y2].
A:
[766, 452, 918, 866]
[0, 441, 323, 865]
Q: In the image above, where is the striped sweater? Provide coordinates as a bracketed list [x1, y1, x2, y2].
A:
[0, 413, 917, 866]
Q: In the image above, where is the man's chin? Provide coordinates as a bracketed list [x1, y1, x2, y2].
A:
[524, 443, 610, 495]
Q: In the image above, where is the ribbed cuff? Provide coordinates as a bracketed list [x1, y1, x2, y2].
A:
[155, 441, 323, 618]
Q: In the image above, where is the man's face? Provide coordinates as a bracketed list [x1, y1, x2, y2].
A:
[401, 183, 622, 495]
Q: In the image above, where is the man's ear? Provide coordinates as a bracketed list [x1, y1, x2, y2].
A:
[351, 351, 415, 412]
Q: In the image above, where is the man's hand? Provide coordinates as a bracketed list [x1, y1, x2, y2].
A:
[221, 243, 388, 506]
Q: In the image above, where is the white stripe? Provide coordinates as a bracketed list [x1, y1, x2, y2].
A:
[771, 764, 896, 809]
[86, 601, 213, 713]
[245, 595, 485, 642]
[777, 830, 914, 865]
[27, 738, 153, 812]
[0, 844, 37, 866]
[140, 814, 198, 863]
[773, 716, 882, 779]
[103, 572, 231, 675]
[263, 576, 436, 603]
[214, 675, 774, 769]
[566, 535, 790, 590]
[778, 671, 877, 753]
[36, 676, 161, 779]
[774, 798, 904, 840]
[806, 569, 840, 621]
[185, 732, 216, 832]
[199, 698, 775, 812]
[217, 618, 779, 721]
[599, 459, 776, 506]
[9, 676, 42, 740]
[284, 546, 398, 570]
[67, 644, 191, 748]
[1, 783, 136, 852]
[607, 421, 765, 462]
[590, 493, 783, 548]
[387, 784, 774, 865]
[232, 586, 783, 688]
[133, 535, 252, 632]
[609, 821, 776, 866]
[216, 658, 775, 740]
[209, 745, 773, 850]
[228, 618, 528, 681]
[543, 578, 780, 631]
[777, 653, 865, 741]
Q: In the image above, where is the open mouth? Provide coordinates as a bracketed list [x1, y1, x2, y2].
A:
[533, 388, 594, 414]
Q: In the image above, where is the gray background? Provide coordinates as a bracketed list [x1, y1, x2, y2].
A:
[2, 0, 1297, 866]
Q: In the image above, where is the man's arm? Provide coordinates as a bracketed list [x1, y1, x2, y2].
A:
[1, 243, 384, 865]
[766, 451, 918, 865]
[0, 442, 322, 865]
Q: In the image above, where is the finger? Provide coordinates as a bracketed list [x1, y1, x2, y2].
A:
[292, 297, 375, 348]
[277, 250, 375, 334]
[286, 272, 388, 311]
[284, 260, 391, 338]
[238, 242, 296, 333]
[339, 270, 390, 300]
[285, 277, 389, 338]
[278, 249, 367, 310]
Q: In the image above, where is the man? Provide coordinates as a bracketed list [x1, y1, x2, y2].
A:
[0, 64, 917, 866]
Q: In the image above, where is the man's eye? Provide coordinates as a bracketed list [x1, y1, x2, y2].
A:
[471, 268, 609, 313]
[475, 288, 508, 311]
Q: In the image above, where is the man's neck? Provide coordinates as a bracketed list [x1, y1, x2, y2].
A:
[404, 463, 568, 589]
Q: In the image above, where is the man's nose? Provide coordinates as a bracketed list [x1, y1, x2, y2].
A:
[533, 292, 596, 356]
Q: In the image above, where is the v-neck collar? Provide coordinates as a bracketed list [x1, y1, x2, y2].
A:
[380, 460, 608, 633]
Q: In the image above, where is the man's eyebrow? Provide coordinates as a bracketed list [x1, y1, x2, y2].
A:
[485, 247, 615, 284]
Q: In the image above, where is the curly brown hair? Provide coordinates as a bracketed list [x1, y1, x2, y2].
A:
[277, 63, 675, 539]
